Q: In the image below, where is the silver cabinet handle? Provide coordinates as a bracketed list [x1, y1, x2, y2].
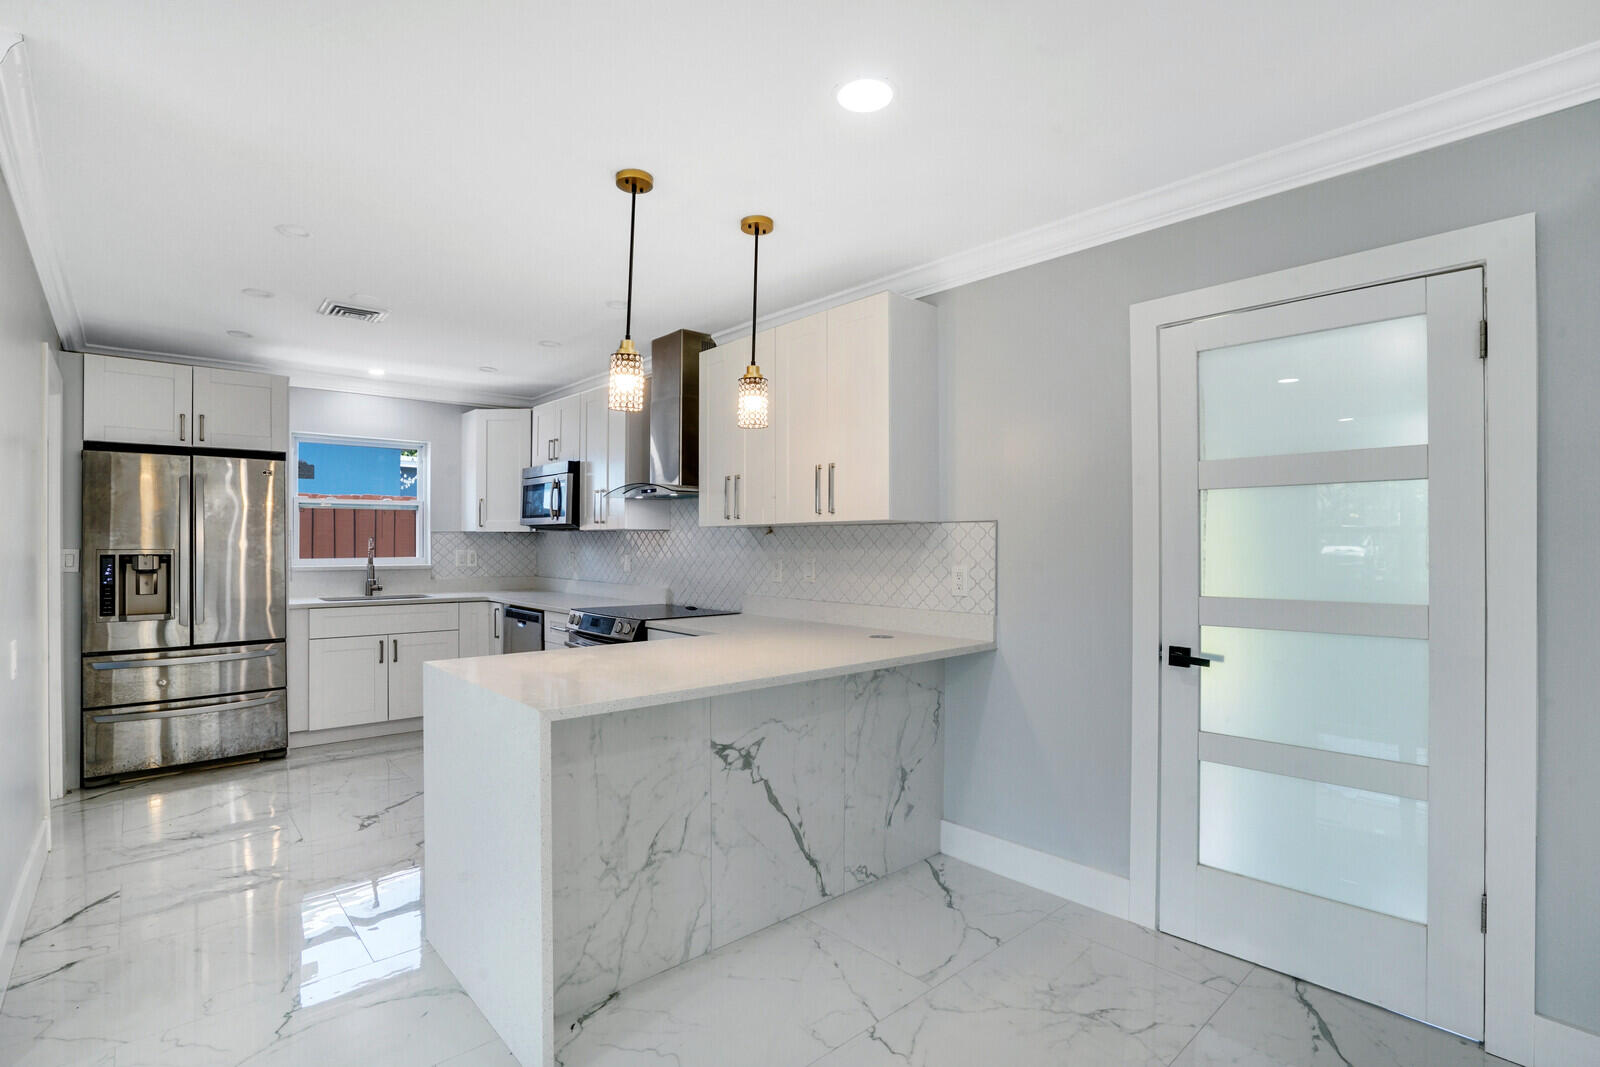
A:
[734, 474, 742, 520]
[828, 463, 836, 515]
[392, 638, 399, 662]
[198, 413, 206, 442]
[193, 472, 206, 625]
[594, 488, 603, 525]
[549, 625, 571, 633]
[724, 475, 731, 521]
[379, 640, 385, 664]
[178, 413, 186, 441]
[493, 607, 501, 639]
[478, 497, 485, 528]
[814, 465, 822, 515]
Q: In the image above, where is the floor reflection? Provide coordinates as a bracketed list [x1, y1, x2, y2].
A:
[299, 867, 423, 1007]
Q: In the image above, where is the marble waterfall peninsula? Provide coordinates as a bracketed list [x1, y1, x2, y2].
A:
[422, 608, 992, 1066]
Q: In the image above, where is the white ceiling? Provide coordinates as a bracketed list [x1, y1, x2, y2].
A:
[7, 1, 1600, 400]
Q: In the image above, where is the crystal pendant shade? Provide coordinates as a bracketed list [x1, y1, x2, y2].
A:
[609, 340, 645, 413]
[736, 365, 769, 429]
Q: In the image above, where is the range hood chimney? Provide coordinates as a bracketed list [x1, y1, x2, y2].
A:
[618, 329, 715, 499]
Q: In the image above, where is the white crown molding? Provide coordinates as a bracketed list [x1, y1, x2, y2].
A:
[0, 36, 84, 352]
[713, 38, 1600, 343]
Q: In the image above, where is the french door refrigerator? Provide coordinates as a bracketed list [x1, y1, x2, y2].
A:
[81, 448, 287, 784]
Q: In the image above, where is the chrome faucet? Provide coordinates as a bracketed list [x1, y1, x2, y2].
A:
[365, 537, 383, 597]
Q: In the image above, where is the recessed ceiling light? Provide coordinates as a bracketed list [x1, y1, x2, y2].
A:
[538, 340, 562, 348]
[479, 365, 499, 373]
[606, 299, 628, 310]
[241, 287, 275, 299]
[368, 368, 386, 377]
[1338, 416, 1355, 422]
[836, 77, 894, 113]
[226, 329, 252, 338]
[1277, 377, 1300, 384]
[274, 224, 311, 238]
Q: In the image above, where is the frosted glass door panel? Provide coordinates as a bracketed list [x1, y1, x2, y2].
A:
[1200, 626, 1429, 764]
[1201, 480, 1428, 603]
[1198, 762, 1427, 922]
[1199, 316, 1428, 460]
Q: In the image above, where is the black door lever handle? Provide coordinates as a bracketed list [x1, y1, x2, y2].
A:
[1167, 645, 1222, 668]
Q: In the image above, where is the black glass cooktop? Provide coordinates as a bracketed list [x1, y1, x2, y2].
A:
[575, 603, 738, 621]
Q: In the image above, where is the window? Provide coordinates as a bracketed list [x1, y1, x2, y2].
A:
[293, 434, 430, 567]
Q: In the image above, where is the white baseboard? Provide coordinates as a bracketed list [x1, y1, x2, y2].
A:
[1533, 1013, 1600, 1066]
[0, 817, 49, 1013]
[940, 820, 1132, 921]
[289, 720, 421, 749]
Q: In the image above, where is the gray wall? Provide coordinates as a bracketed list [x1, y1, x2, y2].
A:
[0, 167, 55, 985]
[932, 98, 1600, 1031]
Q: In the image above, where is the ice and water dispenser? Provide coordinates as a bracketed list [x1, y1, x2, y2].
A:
[96, 551, 175, 620]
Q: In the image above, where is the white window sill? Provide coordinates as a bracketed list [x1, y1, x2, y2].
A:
[292, 559, 433, 571]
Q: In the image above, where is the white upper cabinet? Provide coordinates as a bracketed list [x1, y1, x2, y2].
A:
[698, 335, 777, 527]
[578, 383, 664, 530]
[84, 354, 290, 452]
[462, 407, 531, 532]
[778, 292, 938, 524]
[84, 354, 193, 447]
[192, 367, 289, 452]
[84, 354, 287, 452]
[532, 394, 582, 465]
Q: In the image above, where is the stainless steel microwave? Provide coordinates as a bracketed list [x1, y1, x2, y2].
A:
[520, 462, 579, 529]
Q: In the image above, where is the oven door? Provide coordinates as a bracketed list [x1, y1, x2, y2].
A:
[520, 466, 578, 529]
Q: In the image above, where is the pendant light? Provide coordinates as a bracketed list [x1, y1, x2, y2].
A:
[736, 215, 773, 429]
[608, 168, 653, 413]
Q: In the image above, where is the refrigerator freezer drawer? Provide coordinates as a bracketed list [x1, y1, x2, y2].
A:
[82, 642, 287, 709]
[82, 690, 287, 784]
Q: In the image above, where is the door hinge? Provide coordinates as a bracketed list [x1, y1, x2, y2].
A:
[1479, 319, 1488, 360]
[1481, 892, 1488, 933]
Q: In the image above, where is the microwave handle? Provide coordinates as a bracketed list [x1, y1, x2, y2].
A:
[551, 480, 563, 519]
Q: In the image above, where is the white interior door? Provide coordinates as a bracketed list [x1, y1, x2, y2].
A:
[1157, 270, 1485, 1037]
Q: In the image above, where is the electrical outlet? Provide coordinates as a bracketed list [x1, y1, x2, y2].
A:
[771, 558, 784, 583]
[803, 557, 816, 583]
[63, 549, 79, 572]
[951, 564, 970, 597]
[467, 549, 478, 567]
[622, 555, 631, 574]
[454, 549, 469, 566]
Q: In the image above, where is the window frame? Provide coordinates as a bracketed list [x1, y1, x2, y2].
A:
[291, 431, 432, 570]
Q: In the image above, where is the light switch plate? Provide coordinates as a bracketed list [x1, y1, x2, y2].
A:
[771, 558, 784, 583]
[803, 557, 816, 583]
[622, 555, 631, 574]
[63, 549, 79, 572]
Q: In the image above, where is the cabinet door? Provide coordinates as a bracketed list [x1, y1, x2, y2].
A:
[776, 314, 827, 523]
[307, 635, 389, 730]
[825, 295, 892, 521]
[192, 367, 288, 452]
[579, 388, 609, 529]
[737, 329, 778, 525]
[481, 409, 532, 531]
[83, 354, 193, 447]
[459, 602, 501, 657]
[553, 394, 583, 463]
[698, 346, 733, 527]
[387, 630, 461, 721]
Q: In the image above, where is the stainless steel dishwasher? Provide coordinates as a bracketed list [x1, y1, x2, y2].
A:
[503, 606, 545, 653]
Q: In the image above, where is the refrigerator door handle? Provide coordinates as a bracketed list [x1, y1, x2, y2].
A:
[90, 647, 280, 670]
[91, 694, 279, 724]
[193, 471, 206, 625]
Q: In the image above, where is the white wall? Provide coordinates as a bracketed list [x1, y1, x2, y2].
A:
[931, 98, 1600, 1032]
[0, 166, 56, 1002]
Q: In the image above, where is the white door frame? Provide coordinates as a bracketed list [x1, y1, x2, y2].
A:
[1128, 215, 1537, 1063]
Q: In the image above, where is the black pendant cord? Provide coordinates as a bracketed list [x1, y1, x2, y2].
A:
[749, 229, 760, 367]
[624, 183, 638, 340]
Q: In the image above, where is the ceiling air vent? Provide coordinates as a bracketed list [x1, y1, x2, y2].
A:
[317, 299, 389, 323]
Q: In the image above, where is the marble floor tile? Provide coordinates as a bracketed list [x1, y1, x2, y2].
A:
[1049, 898, 1255, 995]
[1170, 967, 1513, 1066]
[814, 926, 1228, 1067]
[554, 916, 926, 1067]
[804, 856, 1061, 986]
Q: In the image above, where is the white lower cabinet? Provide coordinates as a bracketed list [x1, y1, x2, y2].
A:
[459, 602, 503, 657]
[307, 635, 391, 730]
[387, 630, 461, 720]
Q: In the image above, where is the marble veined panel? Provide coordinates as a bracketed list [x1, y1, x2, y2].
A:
[551, 699, 712, 1017]
[842, 662, 944, 888]
[710, 678, 846, 948]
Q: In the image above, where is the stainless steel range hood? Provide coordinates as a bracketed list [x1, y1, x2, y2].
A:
[617, 329, 715, 499]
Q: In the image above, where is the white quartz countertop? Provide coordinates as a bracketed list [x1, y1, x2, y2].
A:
[288, 589, 640, 613]
[427, 612, 994, 723]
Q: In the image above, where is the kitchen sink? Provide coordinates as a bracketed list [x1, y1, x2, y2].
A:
[318, 594, 432, 602]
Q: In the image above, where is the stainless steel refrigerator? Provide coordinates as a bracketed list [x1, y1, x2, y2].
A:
[81, 448, 287, 784]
